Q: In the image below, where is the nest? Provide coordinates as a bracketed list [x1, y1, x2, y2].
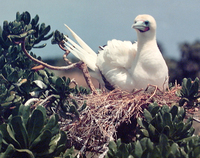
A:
[60, 85, 181, 153]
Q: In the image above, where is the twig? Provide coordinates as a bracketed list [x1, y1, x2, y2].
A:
[78, 63, 98, 95]
[24, 98, 39, 106]
[59, 43, 73, 65]
[19, 38, 98, 94]
[39, 94, 58, 106]
[20, 38, 83, 70]
[192, 117, 200, 123]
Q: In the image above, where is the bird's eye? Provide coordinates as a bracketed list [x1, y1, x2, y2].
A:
[144, 21, 149, 26]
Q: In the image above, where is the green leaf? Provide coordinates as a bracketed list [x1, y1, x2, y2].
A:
[163, 112, 173, 129]
[18, 104, 31, 124]
[108, 140, 117, 153]
[155, 112, 164, 132]
[33, 43, 47, 48]
[174, 122, 184, 135]
[72, 99, 79, 109]
[23, 11, 31, 25]
[44, 133, 62, 155]
[63, 146, 75, 157]
[0, 144, 15, 158]
[137, 117, 148, 129]
[35, 106, 47, 121]
[39, 23, 46, 34]
[148, 124, 156, 138]
[134, 140, 143, 157]
[49, 75, 58, 85]
[3, 20, 9, 31]
[42, 32, 53, 41]
[56, 77, 65, 88]
[146, 138, 154, 151]
[24, 24, 32, 32]
[16, 12, 20, 21]
[168, 143, 180, 156]
[193, 146, 200, 158]
[163, 126, 170, 137]
[15, 149, 34, 158]
[149, 106, 160, 117]
[181, 120, 193, 135]
[143, 109, 153, 123]
[29, 129, 52, 152]
[27, 109, 45, 144]
[0, 124, 17, 147]
[6, 123, 21, 149]
[118, 143, 129, 158]
[0, 132, 2, 150]
[169, 106, 178, 120]
[56, 131, 67, 147]
[42, 114, 59, 136]
[31, 14, 39, 26]
[47, 132, 67, 156]
[10, 116, 28, 148]
[158, 134, 169, 155]
[140, 129, 149, 137]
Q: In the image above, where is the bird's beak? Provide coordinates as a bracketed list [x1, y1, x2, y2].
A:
[132, 21, 149, 32]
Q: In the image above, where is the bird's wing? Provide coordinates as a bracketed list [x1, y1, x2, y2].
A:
[98, 39, 137, 69]
[96, 40, 137, 91]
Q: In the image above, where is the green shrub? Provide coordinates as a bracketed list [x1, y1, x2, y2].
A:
[0, 104, 67, 158]
[0, 11, 89, 122]
[177, 77, 199, 106]
[137, 103, 194, 142]
[106, 103, 200, 158]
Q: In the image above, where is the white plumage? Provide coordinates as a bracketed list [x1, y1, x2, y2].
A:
[64, 14, 169, 92]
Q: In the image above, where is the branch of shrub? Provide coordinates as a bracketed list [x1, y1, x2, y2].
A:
[17, 37, 98, 94]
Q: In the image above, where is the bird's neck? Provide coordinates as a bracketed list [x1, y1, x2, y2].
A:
[137, 33, 157, 54]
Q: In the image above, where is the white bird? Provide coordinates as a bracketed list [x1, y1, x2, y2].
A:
[64, 14, 169, 92]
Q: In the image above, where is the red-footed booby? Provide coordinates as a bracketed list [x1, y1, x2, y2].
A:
[64, 14, 169, 92]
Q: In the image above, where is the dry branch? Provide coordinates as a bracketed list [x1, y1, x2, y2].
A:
[20, 38, 97, 94]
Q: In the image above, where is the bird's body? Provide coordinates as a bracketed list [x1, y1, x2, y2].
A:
[64, 14, 169, 92]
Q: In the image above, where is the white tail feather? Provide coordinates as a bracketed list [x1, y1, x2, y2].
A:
[64, 24, 97, 56]
[64, 41, 81, 59]
[64, 25, 98, 71]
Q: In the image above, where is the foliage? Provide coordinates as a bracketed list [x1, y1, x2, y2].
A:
[3, 11, 53, 49]
[176, 78, 199, 106]
[0, 104, 67, 158]
[137, 103, 194, 142]
[51, 30, 65, 45]
[0, 10, 91, 157]
[106, 103, 200, 158]
[0, 11, 89, 122]
[0, 11, 52, 120]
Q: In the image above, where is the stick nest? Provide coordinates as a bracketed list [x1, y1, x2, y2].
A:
[60, 86, 181, 153]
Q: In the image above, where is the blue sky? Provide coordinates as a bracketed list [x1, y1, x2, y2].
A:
[0, 1, 200, 60]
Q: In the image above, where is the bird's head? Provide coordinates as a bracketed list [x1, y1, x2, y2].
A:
[132, 14, 157, 42]
[132, 14, 156, 34]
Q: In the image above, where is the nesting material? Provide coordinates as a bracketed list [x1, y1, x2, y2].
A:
[61, 86, 180, 153]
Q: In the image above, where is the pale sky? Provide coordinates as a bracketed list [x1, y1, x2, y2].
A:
[0, 1, 200, 60]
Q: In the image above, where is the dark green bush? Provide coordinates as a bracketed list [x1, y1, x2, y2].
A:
[0, 104, 67, 158]
[176, 77, 199, 106]
[0, 11, 89, 123]
[106, 103, 200, 158]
